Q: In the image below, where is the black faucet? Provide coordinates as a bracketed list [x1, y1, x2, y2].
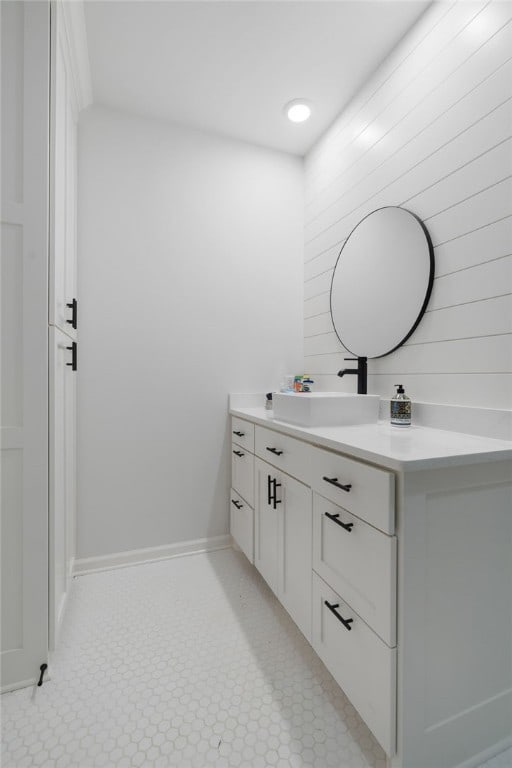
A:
[337, 356, 367, 394]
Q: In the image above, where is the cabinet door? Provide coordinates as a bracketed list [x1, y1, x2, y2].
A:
[49, 3, 78, 339]
[1, 1, 50, 692]
[49, 328, 77, 650]
[280, 475, 312, 641]
[255, 458, 280, 594]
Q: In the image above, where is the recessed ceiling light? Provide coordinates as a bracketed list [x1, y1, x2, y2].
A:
[285, 100, 311, 123]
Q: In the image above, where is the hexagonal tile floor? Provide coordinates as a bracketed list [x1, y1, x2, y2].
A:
[1, 548, 511, 768]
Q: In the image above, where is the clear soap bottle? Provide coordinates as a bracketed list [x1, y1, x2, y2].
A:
[390, 384, 411, 426]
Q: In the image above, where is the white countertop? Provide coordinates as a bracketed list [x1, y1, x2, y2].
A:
[230, 405, 512, 471]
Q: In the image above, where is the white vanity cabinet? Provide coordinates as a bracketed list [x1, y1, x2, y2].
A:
[230, 404, 512, 768]
[255, 427, 397, 752]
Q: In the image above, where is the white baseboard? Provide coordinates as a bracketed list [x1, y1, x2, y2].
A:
[73, 535, 232, 576]
[1, 678, 38, 694]
[56, 590, 68, 634]
[1, 670, 52, 694]
[51, 556, 75, 650]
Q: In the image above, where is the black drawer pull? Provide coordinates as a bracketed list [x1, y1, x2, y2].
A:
[322, 476, 352, 492]
[66, 298, 77, 329]
[324, 601, 354, 631]
[324, 512, 353, 532]
[232, 450, 244, 457]
[266, 447, 283, 456]
[267, 474, 272, 506]
[231, 499, 243, 509]
[233, 430, 245, 437]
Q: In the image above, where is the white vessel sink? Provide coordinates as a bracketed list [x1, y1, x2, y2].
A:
[272, 391, 380, 427]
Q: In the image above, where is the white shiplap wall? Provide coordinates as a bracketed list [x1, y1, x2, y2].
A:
[303, 0, 512, 410]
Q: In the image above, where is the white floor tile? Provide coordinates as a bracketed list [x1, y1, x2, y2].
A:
[1, 548, 511, 768]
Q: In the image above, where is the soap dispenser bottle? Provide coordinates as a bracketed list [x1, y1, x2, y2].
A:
[390, 384, 411, 426]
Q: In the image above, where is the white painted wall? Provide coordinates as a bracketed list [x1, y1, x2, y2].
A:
[77, 106, 303, 559]
[304, 1, 512, 410]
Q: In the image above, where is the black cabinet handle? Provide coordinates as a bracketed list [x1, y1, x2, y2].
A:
[324, 601, 354, 631]
[231, 499, 243, 509]
[322, 476, 352, 492]
[66, 298, 77, 330]
[233, 430, 245, 437]
[267, 475, 282, 509]
[66, 342, 77, 372]
[232, 450, 244, 457]
[324, 512, 353, 532]
[266, 447, 283, 456]
[271, 478, 282, 510]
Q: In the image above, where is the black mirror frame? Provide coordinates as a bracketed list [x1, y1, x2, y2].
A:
[329, 205, 435, 359]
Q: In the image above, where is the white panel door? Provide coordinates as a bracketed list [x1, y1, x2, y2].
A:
[49, 1, 78, 340]
[49, 328, 77, 650]
[1, 1, 50, 691]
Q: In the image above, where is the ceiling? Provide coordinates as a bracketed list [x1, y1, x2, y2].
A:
[84, 1, 430, 156]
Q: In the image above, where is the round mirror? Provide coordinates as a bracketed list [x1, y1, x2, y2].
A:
[330, 206, 434, 359]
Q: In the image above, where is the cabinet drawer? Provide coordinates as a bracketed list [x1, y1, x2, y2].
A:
[231, 417, 254, 452]
[310, 445, 395, 534]
[230, 488, 254, 564]
[312, 573, 396, 756]
[231, 442, 254, 506]
[255, 426, 311, 484]
[313, 493, 396, 646]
